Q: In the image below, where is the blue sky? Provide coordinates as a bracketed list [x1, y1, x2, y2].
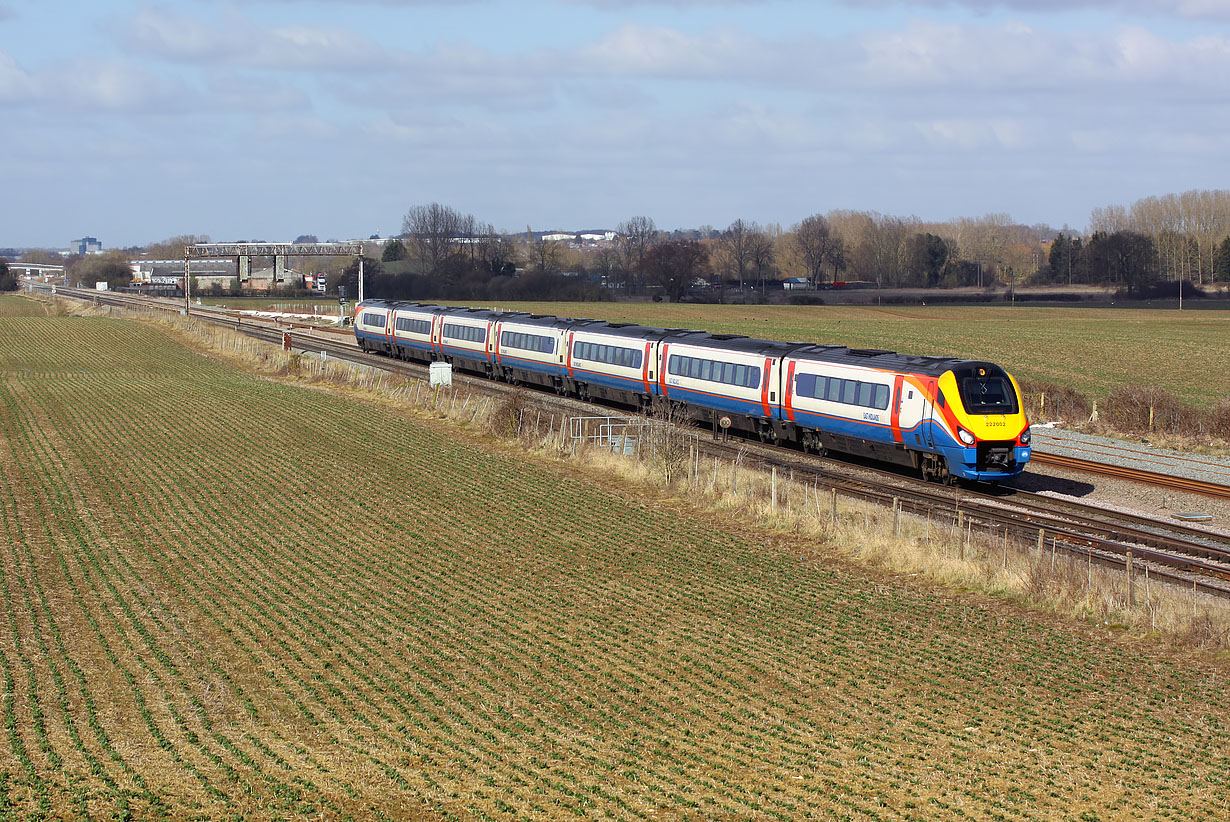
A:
[2, 0, 1228, 248]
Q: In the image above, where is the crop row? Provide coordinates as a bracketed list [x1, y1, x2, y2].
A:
[0, 315, 1226, 819]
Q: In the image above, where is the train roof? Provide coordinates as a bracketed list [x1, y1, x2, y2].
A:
[571, 321, 703, 340]
[498, 314, 585, 331]
[437, 306, 528, 322]
[788, 345, 967, 376]
[665, 330, 815, 359]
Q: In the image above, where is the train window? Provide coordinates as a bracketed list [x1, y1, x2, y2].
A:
[443, 323, 486, 344]
[577, 342, 642, 369]
[826, 379, 843, 403]
[363, 312, 384, 328]
[856, 382, 873, 407]
[501, 331, 555, 354]
[959, 377, 1018, 414]
[873, 384, 890, 410]
[795, 373, 816, 398]
[668, 354, 760, 390]
[395, 317, 431, 335]
[841, 380, 857, 404]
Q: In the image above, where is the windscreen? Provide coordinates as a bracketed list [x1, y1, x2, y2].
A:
[958, 374, 1018, 415]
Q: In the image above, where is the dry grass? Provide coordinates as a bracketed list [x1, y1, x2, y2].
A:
[559, 436, 1230, 653]
[0, 294, 50, 317]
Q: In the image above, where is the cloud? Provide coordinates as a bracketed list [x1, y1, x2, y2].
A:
[122, 7, 408, 71]
[566, 0, 772, 6]
[205, 71, 311, 111]
[0, 50, 35, 103]
[0, 5, 16, 22]
[0, 49, 193, 112]
[834, 0, 1230, 20]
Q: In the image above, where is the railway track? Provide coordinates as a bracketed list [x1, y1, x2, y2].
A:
[29, 283, 1230, 598]
[1030, 450, 1230, 501]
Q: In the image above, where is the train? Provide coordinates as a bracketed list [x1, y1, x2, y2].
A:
[353, 299, 1031, 483]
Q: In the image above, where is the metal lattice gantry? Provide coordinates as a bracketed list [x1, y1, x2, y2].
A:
[186, 242, 364, 259]
[183, 241, 368, 314]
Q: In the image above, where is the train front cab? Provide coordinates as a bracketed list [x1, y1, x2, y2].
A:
[932, 363, 1031, 481]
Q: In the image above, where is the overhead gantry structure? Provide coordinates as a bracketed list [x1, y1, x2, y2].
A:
[184, 241, 367, 315]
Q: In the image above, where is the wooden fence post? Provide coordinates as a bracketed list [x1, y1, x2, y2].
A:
[1127, 548, 1135, 606]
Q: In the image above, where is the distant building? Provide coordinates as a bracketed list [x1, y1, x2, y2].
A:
[72, 237, 102, 255]
[782, 278, 811, 290]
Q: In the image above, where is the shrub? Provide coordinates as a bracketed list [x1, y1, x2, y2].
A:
[1103, 386, 1195, 434]
[486, 387, 530, 438]
[1209, 400, 1230, 440]
[1019, 381, 1091, 424]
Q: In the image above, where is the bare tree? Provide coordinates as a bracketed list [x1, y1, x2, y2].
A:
[530, 236, 563, 274]
[475, 224, 517, 276]
[716, 218, 758, 291]
[402, 203, 468, 274]
[791, 214, 845, 286]
[617, 215, 657, 287]
[591, 245, 621, 287]
[143, 235, 210, 260]
[646, 401, 693, 485]
[642, 239, 711, 301]
[749, 228, 776, 293]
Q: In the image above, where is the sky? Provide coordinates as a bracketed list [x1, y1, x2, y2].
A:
[2, 0, 1229, 249]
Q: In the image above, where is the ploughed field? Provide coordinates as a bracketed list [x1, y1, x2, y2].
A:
[0, 304, 1226, 820]
[461, 302, 1230, 411]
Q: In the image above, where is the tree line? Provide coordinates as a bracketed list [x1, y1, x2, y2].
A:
[12, 189, 1230, 301]
[361, 195, 1230, 303]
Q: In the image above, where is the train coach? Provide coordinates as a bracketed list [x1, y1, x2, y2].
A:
[353, 299, 1030, 483]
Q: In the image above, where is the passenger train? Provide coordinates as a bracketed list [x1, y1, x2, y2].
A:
[353, 299, 1031, 483]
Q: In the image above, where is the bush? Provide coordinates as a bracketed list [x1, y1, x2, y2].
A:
[1209, 400, 1230, 440]
[1103, 386, 1195, 435]
[1019, 381, 1091, 424]
[487, 388, 530, 438]
[788, 294, 825, 306]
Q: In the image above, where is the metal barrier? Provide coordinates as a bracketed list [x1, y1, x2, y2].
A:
[567, 415, 699, 457]
[568, 416, 647, 455]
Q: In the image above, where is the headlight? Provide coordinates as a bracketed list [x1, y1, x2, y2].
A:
[957, 428, 976, 446]
[1020, 426, 1031, 445]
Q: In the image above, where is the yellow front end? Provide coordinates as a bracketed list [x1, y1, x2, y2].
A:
[935, 366, 1031, 480]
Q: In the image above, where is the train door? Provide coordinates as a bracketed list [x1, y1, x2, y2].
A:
[890, 374, 904, 443]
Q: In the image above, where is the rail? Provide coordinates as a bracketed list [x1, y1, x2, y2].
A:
[1032, 450, 1230, 501]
